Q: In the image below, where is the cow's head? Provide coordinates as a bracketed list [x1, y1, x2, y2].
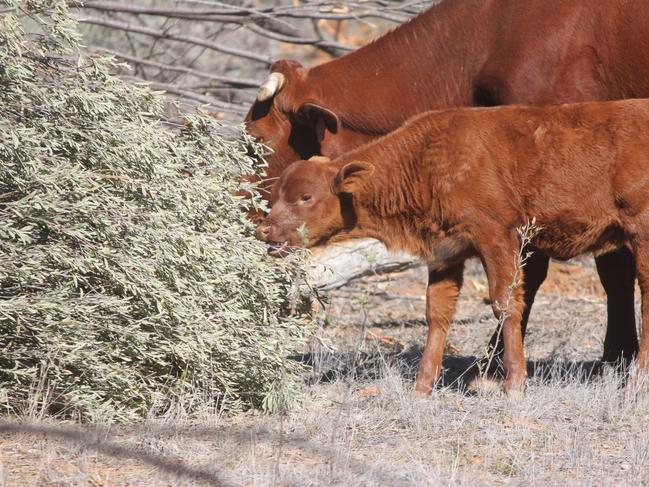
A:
[244, 59, 342, 185]
[256, 156, 374, 256]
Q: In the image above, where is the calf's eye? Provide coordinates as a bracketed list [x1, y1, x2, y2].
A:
[300, 194, 312, 203]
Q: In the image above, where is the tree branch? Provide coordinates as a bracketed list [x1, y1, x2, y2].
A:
[145, 80, 247, 115]
[72, 0, 435, 118]
[72, 14, 272, 65]
[93, 46, 260, 88]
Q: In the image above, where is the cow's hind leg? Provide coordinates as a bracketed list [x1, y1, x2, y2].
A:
[414, 262, 464, 395]
[596, 248, 639, 364]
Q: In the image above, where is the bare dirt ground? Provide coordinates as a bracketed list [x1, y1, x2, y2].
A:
[2, 257, 649, 486]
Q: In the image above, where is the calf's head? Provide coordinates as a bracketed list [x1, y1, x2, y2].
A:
[256, 156, 374, 256]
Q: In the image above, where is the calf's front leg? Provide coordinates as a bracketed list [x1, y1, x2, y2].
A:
[414, 262, 464, 395]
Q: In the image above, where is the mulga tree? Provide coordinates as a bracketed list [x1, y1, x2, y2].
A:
[0, 0, 311, 422]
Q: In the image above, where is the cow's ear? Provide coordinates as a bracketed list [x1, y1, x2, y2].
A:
[333, 161, 374, 193]
[297, 102, 340, 143]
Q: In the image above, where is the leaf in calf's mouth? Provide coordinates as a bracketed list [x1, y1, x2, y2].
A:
[267, 241, 293, 257]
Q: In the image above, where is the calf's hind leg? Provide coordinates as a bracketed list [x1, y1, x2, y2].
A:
[631, 238, 649, 373]
[596, 248, 639, 364]
[476, 229, 527, 394]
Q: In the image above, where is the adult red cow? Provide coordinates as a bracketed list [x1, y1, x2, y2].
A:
[244, 0, 649, 374]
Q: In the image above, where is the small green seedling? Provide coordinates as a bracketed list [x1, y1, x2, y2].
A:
[298, 223, 310, 246]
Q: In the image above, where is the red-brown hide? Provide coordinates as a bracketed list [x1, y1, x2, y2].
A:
[258, 99, 649, 393]
[245, 0, 649, 185]
[246, 0, 649, 370]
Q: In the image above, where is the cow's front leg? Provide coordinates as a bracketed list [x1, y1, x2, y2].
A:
[476, 229, 527, 395]
[414, 262, 464, 395]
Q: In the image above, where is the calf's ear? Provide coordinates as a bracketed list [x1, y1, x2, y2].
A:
[333, 161, 374, 193]
[297, 103, 340, 143]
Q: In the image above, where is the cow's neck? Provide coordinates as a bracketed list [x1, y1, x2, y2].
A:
[308, 0, 492, 135]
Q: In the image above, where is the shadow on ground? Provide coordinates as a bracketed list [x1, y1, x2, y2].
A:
[0, 417, 415, 487]
[290, 348, 607, 392]
[0, 422, 232, 487]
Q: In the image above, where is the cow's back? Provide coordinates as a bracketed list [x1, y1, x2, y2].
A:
[476, 0, 649, 106]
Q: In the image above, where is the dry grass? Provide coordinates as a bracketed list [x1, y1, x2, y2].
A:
[2, 257, 648, 486]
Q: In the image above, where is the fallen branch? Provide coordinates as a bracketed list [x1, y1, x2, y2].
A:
[309, 239, 421, 291]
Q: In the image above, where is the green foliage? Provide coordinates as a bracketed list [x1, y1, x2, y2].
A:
[0, 1, 311, 421]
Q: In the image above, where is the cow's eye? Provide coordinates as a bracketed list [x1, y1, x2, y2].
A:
[300, 194, 312, 203]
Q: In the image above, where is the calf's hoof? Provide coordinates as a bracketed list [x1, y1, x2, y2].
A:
[503, 376, 526, 399]
[412, 382, 433, 399]
[466, 376, 501, 395]
[504, 387, 525, 400]
[625, 368, 649, 400]
[411, 389, 430, 401]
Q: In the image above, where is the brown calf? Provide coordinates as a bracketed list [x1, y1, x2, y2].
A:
[257, 99, 649, 394]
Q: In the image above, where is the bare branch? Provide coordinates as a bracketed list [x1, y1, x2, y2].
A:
[143, 80, 247, 115]
[79, 0, 411, 22]
[245, 24, 353, 54]
[72, 0, 434, 119]
[72, 14, 272, 65]
[92, 47, 260, 88]
[80, 1, 248, 22]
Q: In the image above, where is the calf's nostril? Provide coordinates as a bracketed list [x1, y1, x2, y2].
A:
[256, 224, 271, 240]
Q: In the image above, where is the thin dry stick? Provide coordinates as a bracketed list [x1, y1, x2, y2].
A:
[480, 218, 539, 380]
